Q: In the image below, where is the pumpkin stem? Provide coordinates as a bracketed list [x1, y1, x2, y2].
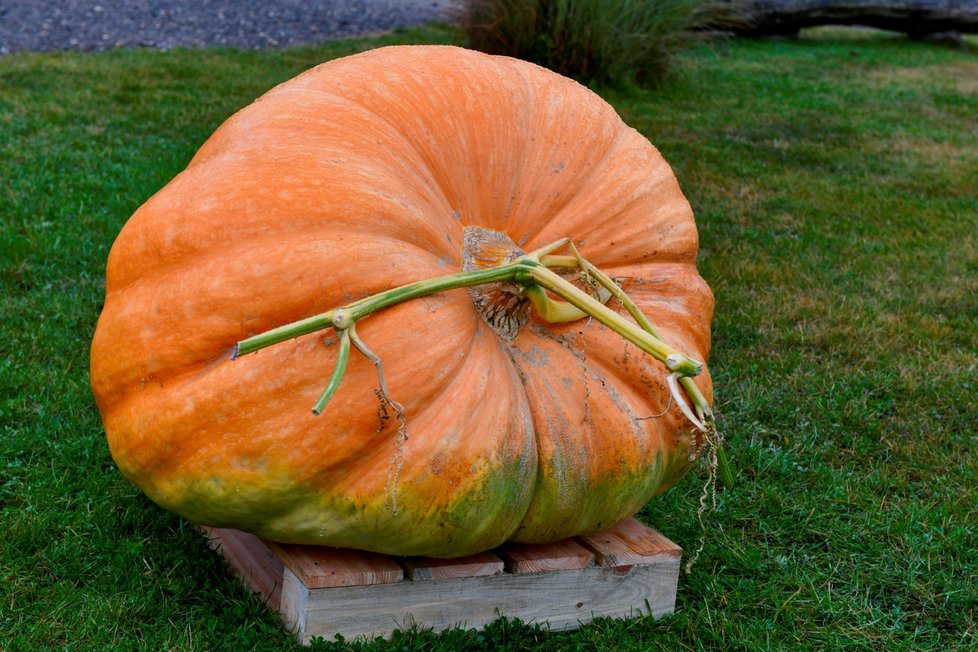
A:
[230, 229, 732, 543]
[519, 263, 704, 377]
[235, 310, 337, 358]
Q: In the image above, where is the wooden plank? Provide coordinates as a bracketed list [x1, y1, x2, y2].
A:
[578, 518, 682, 568]
[496, 538, 594, 574]
[280, 567, 310, 636]
[202, 527, 285, 610]
[400, 552, 504, 581]
[296, 561, 679, 643]
[267, 542, 403, 589]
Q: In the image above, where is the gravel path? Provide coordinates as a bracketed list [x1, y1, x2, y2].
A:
[0, 0, 457, 55]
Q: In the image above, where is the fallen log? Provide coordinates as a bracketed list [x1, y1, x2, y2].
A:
[732, 0, 978, 36]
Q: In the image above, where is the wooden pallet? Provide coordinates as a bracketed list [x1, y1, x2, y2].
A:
[202, 518, 681, 644]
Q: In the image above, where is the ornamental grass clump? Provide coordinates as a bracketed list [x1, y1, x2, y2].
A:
[462, 0, 724, 86]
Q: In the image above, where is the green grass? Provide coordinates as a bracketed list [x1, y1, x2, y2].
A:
[2, 24, 976, 651]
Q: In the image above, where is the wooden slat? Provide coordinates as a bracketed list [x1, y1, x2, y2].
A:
[267, 543, 403, 589]
[280, 568, 309, 636]
[202, 527, 285, 610]
[400, 552, 504, 581]
[496, 538, 594, 574]
[577, 518, 682, 568]
[296, 562, 679, 643]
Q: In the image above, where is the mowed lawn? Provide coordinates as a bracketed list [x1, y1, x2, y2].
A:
[1, 23, 976, 651]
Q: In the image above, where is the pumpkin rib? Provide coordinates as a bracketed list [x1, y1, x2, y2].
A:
[578, 341, 709, 498]
[494, 59, 537, 237]
[92, 234, 458, 410]
[101, 291, 473, 431]
[104, 226, 455, 307]
[110, 90, 466, 290]
[316, 320, 536, 504]
[326, 332, 537, 556]
[497, 62, 630, 247]
[503, 323, 689, 542]
[104, 290, 482, 494]
[105, 154, 458, 291]
[226, 314, 537, 555]
[188, 87, 426, 178]
[528, 133, 699, 269]
[199, 84, 458, 221]
[279, 48, 526, 235]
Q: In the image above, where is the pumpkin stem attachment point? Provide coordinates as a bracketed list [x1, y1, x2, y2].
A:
[331, 308, 354, 331]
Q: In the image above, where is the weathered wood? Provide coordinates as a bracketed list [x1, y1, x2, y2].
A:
[400, 552, 505, 581]
[280, 568, 310, 636]
[732, 0, 978, 36]
[578, 517, 682, 568]
[496, 538, 595, 574]
[296, 559, 679, 642]
[201, 526, 285, 610]
[266, 542, 403, 589]
[204, 518, 681, 644]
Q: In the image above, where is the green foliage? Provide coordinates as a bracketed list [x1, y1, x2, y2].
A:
[2, 23, 977, 651]
[461, 0, 726, 86]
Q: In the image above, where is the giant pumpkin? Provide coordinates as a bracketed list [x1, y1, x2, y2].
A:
[90, 45, 715, 558]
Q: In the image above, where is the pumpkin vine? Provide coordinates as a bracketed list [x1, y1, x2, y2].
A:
[232, 227, 731, 491]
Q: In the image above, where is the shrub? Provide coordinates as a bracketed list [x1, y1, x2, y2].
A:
[461, 0, 725, 87]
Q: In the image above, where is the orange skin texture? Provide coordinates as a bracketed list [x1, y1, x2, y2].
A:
[90, 45, 714, 557]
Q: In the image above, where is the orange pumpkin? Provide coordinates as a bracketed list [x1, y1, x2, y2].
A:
[90, 45, 714, 557]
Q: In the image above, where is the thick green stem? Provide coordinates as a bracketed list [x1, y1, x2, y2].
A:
[523, 265, 703, 377]
[234, 265, 518, 358]
[312, 328, 351, 415]
[233, 257, 698, 374]
[345, 265, 518, 322]
[234, 310, 335, 358]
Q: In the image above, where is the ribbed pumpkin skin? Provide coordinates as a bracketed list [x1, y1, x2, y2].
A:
[90, 45, 714, 557]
